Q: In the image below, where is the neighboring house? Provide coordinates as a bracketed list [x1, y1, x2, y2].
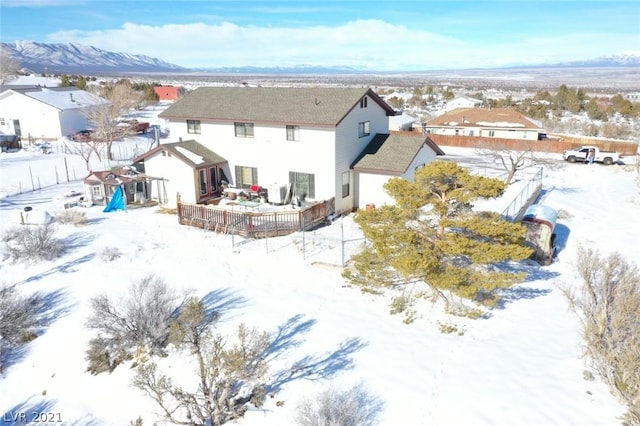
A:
[423, 108, 544, 141]
[389, 113, 417, 131]
[157, 87, 407, 213]
[83, 167, 159, 206]
[352, 134, 445, 208]
[444, 96, 483, 111]
[0, 86, 107, 140]
[133, 140, 229, 207]
[153, 85, 187, 102]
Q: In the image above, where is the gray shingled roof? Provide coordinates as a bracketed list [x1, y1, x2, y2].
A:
[158, 87, 395, 126]
[352, 134, 443, 175]
[135, 140, 227, 167]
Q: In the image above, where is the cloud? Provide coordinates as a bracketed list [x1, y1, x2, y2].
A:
[45, 19, 639, 70]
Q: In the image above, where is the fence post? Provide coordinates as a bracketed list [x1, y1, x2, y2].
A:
[29, 165, 35, 191]
[64, 157, 70, 182]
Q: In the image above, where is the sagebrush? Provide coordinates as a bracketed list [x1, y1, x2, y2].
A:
[86, 275, 187, 374]
[562, 248, 640, 425]
[55, 209, 88, 226]
[3, 224, 65, 263]
[295, 383, 383, 426]
[0, 283, 42, 372]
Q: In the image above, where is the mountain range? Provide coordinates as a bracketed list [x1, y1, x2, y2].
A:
[2, 40, 640, 75]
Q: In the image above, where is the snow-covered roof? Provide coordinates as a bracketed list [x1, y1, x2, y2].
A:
[10, 87, 108, 111]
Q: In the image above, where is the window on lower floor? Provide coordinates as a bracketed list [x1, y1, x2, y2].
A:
[187, 120, 201, 134]
[235, 165, 258, 188]
[358, 121, 370, 138]
[488, 130, 495, 137]
[234, 122, 254, 138]
[289, 171, 315, 199]
[341, 171, 350, 198]
[91, 185, 101, 197]
[199, 169, 208, 196]
[286, 125, 300, 141]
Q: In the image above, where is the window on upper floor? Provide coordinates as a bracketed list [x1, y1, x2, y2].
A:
[360, 97, 368, 108]
[234, 122, 254, 138]
[341, 171, 350, 198]
[289, 171, 315, 199]
[358, 121, 370, 138]
[0, 118, 5, 126]
[187, 120, 201, 134]
[235, 165, 258, 188]
[286, 125, 300, 141]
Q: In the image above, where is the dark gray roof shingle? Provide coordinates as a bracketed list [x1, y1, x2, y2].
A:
[158, 87, 395, 126]
[352, 134, 444, 175]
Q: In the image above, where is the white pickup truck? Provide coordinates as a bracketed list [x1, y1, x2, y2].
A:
[562, 145, 621, 165]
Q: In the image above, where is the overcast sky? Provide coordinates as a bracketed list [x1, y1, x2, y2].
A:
[1, 0, 639, 70]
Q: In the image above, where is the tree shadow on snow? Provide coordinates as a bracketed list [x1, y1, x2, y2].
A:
[200, 287, 248, 321]
[0, 288, 74, 374]
[264, 313, 317, 361]
[22, 253, 95, 284]
[490, 262, 558, 311]
[62, 231, 96, 251]
[266, 330, 368, 393]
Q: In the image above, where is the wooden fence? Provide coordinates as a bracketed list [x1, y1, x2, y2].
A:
[176, 197, 328, 238]
[391, 131, 639, 156]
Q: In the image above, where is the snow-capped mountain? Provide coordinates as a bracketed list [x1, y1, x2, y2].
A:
[2, 41, 188, 73]
[557, 52, 640, 67]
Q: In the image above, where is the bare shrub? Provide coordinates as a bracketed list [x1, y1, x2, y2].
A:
[295, 382, 384, 426]
[86, 275, 187, 373]
[4, 225, 65, 263]
[55, 209, 88, 226]
[99, 246, 122, 262]
[562, 247, 640, 425]
[133, 298, 270, 425]
[0, 284, 42, 372]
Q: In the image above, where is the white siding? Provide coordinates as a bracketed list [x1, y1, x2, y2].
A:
[426, 126, 538, 140]
[0, 92, 94, 139]
[334, 100, 390, 212]
[355, 145, 439, 209]
[358, 173, 395, 208]
[143, 153, 195, 207]
[0, 92, 61, 139]
[168, 120, 336, 202]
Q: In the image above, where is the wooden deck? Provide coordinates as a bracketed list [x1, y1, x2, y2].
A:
[176, 198, 329, 238]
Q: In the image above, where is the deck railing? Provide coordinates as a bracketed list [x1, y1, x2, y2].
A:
[176, 196, 329, 238]
[500, 167, 543, 222]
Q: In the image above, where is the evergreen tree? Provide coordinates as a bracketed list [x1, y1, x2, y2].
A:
[345, 161, 532, 311]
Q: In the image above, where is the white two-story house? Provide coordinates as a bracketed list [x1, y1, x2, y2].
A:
[150, 87, 418, 213]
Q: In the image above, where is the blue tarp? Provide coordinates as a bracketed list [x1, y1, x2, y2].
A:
[103, 186, 126, 212]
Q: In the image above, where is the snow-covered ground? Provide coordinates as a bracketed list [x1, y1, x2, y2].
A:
[1, 103, 639, 426]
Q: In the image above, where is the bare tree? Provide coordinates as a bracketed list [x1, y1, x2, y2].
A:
[133, 298, 270, 425]
[476, 143, 561, 185]
[61, 137, 105, 171]
[85, 80, 145, 160]
[0, 47, 21, 84]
